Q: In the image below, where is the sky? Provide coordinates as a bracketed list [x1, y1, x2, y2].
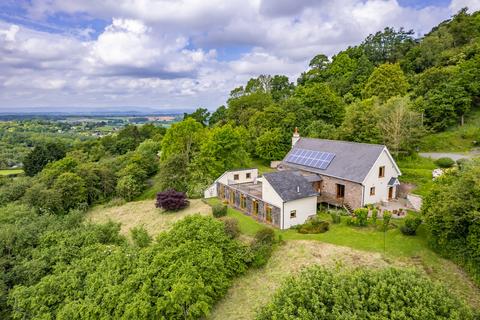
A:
[0, 0, 479, 112]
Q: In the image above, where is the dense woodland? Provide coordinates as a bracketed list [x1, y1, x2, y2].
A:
[1, 9, 480, 319]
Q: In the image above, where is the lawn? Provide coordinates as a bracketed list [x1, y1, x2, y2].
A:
[396, 154, 436, 197]
[0, 169, 24, 176]
[204, 197, 480, 316]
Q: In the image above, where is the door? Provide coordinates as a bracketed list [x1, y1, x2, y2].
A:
[388, 187, 393, 200]
[336, 184, 345, 199]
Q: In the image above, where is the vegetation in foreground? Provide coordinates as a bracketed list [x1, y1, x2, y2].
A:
[257, 267, 476, 319]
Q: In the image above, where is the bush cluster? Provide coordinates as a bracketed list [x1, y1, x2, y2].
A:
[212, 203, 228, 217]
[257, 267, 475, 319]
[401, 215, 422, 235]
[155, 189, 189, 211]
[221, 216, 240, 238]
[435, 157, 455, 168]
[298, 216, 330, 234]
[9, 215, 251, 320]
[250, 227, 276, 268]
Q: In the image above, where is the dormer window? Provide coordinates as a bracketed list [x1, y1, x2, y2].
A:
[378, 166, 385, 178]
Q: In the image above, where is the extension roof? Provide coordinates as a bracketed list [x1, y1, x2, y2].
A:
[262, 171, 318, 202]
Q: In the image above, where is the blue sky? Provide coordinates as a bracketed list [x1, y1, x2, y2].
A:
[0, 0, 478, 112]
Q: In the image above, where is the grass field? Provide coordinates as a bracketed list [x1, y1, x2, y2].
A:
[0, 169, 24, 176]
[419, 109, 480, 152]
[396, 155, 437, 197]
[86, 198, 211, 237]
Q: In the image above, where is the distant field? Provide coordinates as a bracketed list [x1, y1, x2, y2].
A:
[0, 169, 24, 176]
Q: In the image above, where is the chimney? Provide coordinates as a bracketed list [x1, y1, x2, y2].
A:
[292, 127, 300, 148]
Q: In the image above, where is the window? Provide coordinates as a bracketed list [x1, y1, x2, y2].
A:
[370, 187, 375, 196]
[234, 174, 239, 180]
[240, 194, 246, 209]
[219, 185, 225, 198]
[253, 200, 258, 216]
[230, 191, 235, 204]
[290, 210, 296, 219]
[266, 206, 272, 223]
[336, 184, 345, 198]
[379, 166, 385, 178]
[246, 172, 251, 179]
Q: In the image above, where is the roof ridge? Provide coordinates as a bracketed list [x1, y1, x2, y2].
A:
[299, 137, 386, 149]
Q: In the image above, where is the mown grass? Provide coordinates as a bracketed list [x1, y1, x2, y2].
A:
[419, 109, 480, 152]
[397, 155, 436, 197]
[0, 169, 24, 176]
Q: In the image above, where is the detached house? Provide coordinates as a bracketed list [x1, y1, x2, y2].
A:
[205, 129, 401, 229]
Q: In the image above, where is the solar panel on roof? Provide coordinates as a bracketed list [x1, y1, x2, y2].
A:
[285, 148, 335, 170]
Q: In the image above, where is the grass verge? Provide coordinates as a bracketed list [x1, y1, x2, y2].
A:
[0, 169, 24, 176]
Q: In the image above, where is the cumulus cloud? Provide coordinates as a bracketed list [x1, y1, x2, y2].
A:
[0, 0, 474, 110]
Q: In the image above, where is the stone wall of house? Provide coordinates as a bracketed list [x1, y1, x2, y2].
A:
[317, 175, 363, 209]
[217, 183, 281, 228]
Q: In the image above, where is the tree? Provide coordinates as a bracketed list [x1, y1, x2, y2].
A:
[294, 83, 345, 125]
[255, 129, 289, 162]
[422, 160, 480, 284]
[156, 190, 189, 211]
[183, 107, 210, 126]
[304, 120, 338, 140]
[226, 91, 273, 126]
[160, 118, 205, 162]
[116, 175, 143, 201]
[378, 97, 425, 156]
[209, 105, 227, 126]
[23, 142, 66, 176]
[340, 98, 381, 143]
[308, 54, 329, 70]
[270, 75, 294, 102]
[192, 124, 250, 181]
[52, 172, 87, 212]
[363, 63, 409, 102]
[361, 27, 415, 65]
[158, 153, 190, 193]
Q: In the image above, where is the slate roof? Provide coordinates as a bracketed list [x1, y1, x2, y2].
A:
[263, 171, 318, 202]
[282, 138, 387, 183]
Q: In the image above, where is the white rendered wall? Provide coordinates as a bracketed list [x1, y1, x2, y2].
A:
[204, 169, 258, 198]
[362, 149, 400, 205]
[261, 178, 283, 208]
[283, 196, 317, 229]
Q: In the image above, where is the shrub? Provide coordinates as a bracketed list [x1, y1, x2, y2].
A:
[257, 267, 475, 319]
[130, 226, 152, 247]
[382, 210, 392, 231]
[221, 217, 240, 238]
[329, 210, 341, 224]
[298, 216, 330, 234]
[212, 203, 228, 218]
[155, 189, 189, 211]
[251, 227, 276, 268]
[435, 157, 455, 168]
[371, 208, 378, 224]
[254, 227, 276, 245]
[353, 208, 368, 226]
[401, 214, 422, 235]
